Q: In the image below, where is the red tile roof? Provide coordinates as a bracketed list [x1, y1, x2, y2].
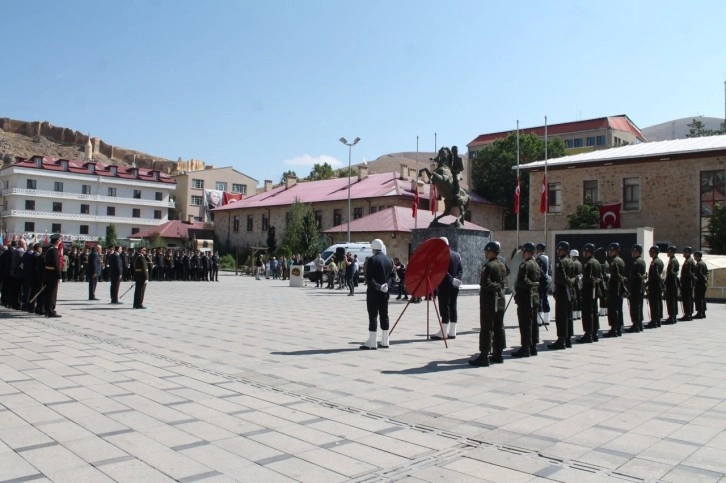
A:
[214, 172, 497, 211]
[324, 206, 489, 234]
[467, 115, 646, 147]
[11, 155, 176, 184]
[133, 220, 208, 240]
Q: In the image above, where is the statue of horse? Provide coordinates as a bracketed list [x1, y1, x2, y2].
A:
[418, 147, 470, 227]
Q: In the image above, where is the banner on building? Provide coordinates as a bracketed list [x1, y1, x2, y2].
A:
[599, 202, 622, 229]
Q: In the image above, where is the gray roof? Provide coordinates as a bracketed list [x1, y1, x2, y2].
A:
[519, 134, 726, 171]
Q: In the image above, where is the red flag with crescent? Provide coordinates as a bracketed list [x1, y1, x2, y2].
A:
[539, 175, 547, 214]
[514, 176, 521, 214]
[599, 202, 622, 228]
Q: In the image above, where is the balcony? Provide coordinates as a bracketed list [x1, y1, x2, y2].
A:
[2, 188, 175, 208]
[1, 210, 165, 226]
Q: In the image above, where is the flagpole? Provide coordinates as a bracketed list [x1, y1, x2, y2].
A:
[415, 135, 419, 230]
[544, 115, 548, 244]
[516, 120, 520, 249]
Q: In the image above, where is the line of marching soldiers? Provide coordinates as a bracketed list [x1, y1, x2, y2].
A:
[470, 241, 709, 367]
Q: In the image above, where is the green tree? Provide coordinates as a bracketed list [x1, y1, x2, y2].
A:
[267, 226, 277, 254]
[706, 205, 726, 254]
[566, 201, 600, 229]
[336, 166, 356, 178]
[281, 199, 320, 258]
[307, 162, 335, 181]
[280, 170, 297, 184]
[105, 223, 118, 248]
[471, 133, 566, 230]
[686, 118, 714, 138]
[152, 234, 165, 248]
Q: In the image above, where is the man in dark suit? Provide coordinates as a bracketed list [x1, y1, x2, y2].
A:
[87, 244, 102, 300]
[109, 245, 123, 304]
[43, 234, 63, 317]
[431, 237, 464, 340]
[133, 247, 149, 309]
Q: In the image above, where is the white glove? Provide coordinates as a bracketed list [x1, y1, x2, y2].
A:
[452, 278, 462, 288]
[380, 283, 388, 293]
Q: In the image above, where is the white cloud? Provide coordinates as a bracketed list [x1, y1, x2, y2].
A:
[283, 154, 344, 169]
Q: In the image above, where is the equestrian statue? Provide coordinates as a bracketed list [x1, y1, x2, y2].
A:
[418, 145, 470, 227]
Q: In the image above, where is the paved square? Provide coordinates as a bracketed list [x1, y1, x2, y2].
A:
[1, 273, 725, 482]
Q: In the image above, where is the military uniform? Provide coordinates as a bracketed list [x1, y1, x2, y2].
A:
[605, 248, 626, 337]
[513, 244, 541, 357]
[476, 253, 506, 365]
[43, 237, 63, 317]
[646, 249, 665, 328]
[680, 249, 696, 321]
[552, 247, 574, 349]
[579, 247, 601, 343]
[627, 250, 647, 332]
[361, 241, 393, 350]
[133, 250, 149, 309]
[694, 253, 708, 319]
[664, 249, 680, 323]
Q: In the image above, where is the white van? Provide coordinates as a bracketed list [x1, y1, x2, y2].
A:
[304, 242, 374, 282]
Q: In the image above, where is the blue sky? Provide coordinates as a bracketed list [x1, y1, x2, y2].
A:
[2, 0, 725, 185]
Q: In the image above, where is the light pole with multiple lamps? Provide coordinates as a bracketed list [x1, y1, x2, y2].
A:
[339, 136, 360, 242]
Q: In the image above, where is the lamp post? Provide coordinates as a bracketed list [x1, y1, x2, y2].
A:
[339, 136, 360, 242]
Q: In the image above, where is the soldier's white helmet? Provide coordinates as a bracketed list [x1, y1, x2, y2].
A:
[569, 249, 579, 257]
[371, 239, 385, 252]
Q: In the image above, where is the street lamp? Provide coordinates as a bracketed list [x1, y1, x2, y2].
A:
[339, 136, 360, 243]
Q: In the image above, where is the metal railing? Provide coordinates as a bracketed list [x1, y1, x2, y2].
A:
[2, 188, 175, 208]
[1, 210, 165, 225]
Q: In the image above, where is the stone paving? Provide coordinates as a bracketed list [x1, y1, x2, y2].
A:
[1, 273, 725, 482]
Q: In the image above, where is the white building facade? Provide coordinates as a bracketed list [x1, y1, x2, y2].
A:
[0, 155, 176, 243]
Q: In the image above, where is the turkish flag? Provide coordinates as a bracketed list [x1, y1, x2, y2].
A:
[599, 202, 622, 228]
[513, 176, 521, 214]
[431, 184, 438, 214]
[539, 175, 547, 214]
[223, 192, 243, 205]
[412, 187, 419, 218]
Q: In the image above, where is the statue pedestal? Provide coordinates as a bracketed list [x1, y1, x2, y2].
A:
[411, 227, 491, 286]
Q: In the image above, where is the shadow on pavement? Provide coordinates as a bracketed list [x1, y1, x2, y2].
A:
[381, 357, 476, 374]
[271, 348, 362, 356]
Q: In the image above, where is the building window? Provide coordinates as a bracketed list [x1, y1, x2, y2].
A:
[353, 207, 363, 219]
[614, 136, 621, 146]
[370, 206, 378, 214]
[107, 206, 116, 216]
[216, 182, 227, 191]
[583, 180, 598, 204]
[247, 215, 253, 231]
[131, 228, 140, 235]
[192, 179, 204, 189]
[573, 138, 583, 148]
[190, 195, 203, 206]
[52, 223, 61, 233]
[82, 184, 92, 194]
[333, 209, 342, 226]
[133, 189, 142, 199]
[314, 210, 322, 229]
[26, 179, 37, 190]
[132, 208, 141, 218]
[233, 215, 240, 233]
[623, 178, 640, 211]
[25, 200, 35, 210]
[52, 202, 63, 212]
[232, 183, 247, 194]
[548, 182, 562, 214]
[81, 204, 90, 214]
[155, 191, 163, 201]
[262, 213, 269, 231]
[80, 225, 89, 235]
[24, 222, 34, 231]
[700, 170, 725, 248]
[154, 210, 162, 220]
[586, 137, 595, 147]
[54, 181, 64, 192]
[564, 139, 573, 149]
[108, 187, 116, 197]
[596, 135, 606, 146]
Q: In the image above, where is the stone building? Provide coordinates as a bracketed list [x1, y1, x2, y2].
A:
[172, 163, 257, 222]
[0, 155, 176, 242]
[518, 135, 726, 250]
[212, 166, 503, 254]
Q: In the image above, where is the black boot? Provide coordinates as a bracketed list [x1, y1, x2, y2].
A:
[644, 321, 659, 329]
[511, 347, 530, 358]
[603, 330, 618, 338]
[577, 334, 593, 344]
[469, 354, 490, 367]
[547, 339, 566, 350]
[565, 338, 572, 348]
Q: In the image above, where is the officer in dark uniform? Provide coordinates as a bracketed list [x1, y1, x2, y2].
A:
[471, 241, 506, 366]
[43, 234, 63, 317]
[578, 243, 601, 343]
[679, 247, 696, 321]
[604, 243, 626, 338]
[133, 247, 149, 309]
[693, 251, 708, 319]
[550, 241, 574, 350]
[645, 246, 665, 328]
[535, 243, 551, 330]
[109, 246, 123, 304]
[360, 239, 393, 350]
[626, 244, 647, 333]
[663, 246, 680, 324]
[431, 237, 463, 341]
[513, 242, 540, 357]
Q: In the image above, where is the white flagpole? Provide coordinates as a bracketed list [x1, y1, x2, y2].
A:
[415, 135, 419, 230]
[516, 120, 520, 249]
[544, 116, 548, 242]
